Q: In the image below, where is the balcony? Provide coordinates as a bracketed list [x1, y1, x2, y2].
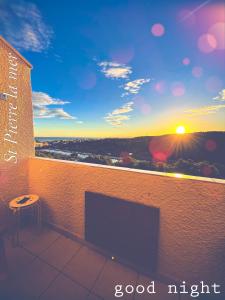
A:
[0, 36, 225, 300]
[1, 156, 225, 299]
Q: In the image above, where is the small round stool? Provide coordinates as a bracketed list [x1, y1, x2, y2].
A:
[9, 194, 41, 246]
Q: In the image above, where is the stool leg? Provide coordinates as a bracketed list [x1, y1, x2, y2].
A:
[40, 202, 42, 231]
[17, 209, 21, 245]
[13, 209, 20, 247]
[12, 210, 17, 247]
[37, 201, 42, 233]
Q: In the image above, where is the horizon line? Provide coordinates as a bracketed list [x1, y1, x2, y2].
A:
[35, 130, 225, 139]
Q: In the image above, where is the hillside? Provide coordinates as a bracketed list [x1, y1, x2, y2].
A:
[36, 131, 225, 165]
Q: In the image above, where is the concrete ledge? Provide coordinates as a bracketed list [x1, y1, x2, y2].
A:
[32, 156, 225, 185]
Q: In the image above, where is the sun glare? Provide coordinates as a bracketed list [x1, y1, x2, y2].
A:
[176, 125, 186, 134]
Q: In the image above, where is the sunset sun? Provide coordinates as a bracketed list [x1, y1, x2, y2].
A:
[176, 125, 186, 134]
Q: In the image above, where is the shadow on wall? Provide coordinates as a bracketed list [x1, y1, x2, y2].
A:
[85, 191, 160, 273]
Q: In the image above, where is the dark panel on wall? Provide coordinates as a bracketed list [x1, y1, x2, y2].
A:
[85, 191, 160, 273]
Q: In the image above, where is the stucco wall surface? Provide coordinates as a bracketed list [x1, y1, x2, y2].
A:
[29, 157, 225, 284]
[0, 37, 34, 206]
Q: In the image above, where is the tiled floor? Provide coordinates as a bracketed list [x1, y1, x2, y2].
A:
[0, 226, 200, 300]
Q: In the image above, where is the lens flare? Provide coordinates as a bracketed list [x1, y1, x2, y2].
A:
[151, 23, 165, 37]
[209, 22, 225, 50]
[149, 136, 174, 162]
[202, 164, 213, 177]
[205, 139, 217, 151]
[171, 82, 185, 97]
[133, 95, 152, 115]
[140, 103, 151, 115]
[182, 57, 191, 66]
[198, 33, 217, 53]
[192, 66, 203, 78]
[149, 133, 202, 163]
[154, 80, 166, 94]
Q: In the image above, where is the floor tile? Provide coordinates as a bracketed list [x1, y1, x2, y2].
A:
[0, 277, 32, 300]
[63, 246, 106, 289]
[4, 238, 35, 275]
[12, 257, 59, 298]
[180, 295, 221, 300]
[39, 273, 88, 300]
[181, 296, 193, 300]
[134, 275, 179, 300]
[93, 259, 138, 300]
[21, 227, 60, 255]
[19, 226, 39, 242]
[86, 292, 103, 300]
[40, 235, 82, 270]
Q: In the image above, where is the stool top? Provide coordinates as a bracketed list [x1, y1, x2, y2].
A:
[9, 194, 39, 209]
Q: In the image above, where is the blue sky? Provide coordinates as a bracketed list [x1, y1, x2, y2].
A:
[0, 0, 225, 137]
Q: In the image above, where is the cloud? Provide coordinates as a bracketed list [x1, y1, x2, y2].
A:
[0, 1, 53, 52]
[32, 92, 69, 106]
[32, 91, 76, 120]
[184, 104, 225, 117]
[122, 78, 151, 96]
[213, 89, 225, 101]
[104, 102, 134, 126]
[185, 89, 225, 117]
[98, 61, 132, 79]
[34, 107, 76, 119]
[104, 114, 130, 126]
[111, 101, 134, 115]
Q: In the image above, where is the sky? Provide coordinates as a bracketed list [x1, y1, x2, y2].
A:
[0, 0, 225, 137]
